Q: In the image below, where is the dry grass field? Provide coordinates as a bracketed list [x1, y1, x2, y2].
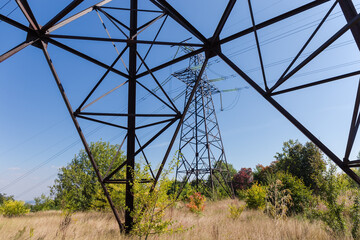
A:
[0, 199, 351, 240]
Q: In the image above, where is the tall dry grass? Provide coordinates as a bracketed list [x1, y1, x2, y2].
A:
[0, 199, 351, 240]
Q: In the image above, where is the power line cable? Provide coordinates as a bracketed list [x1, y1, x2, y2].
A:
[15, 43, 356, 196]
[1, 72, 178, 192]
[208, 3, 360, 67]
[0, 7, 19, 23]
[5, 1, 359, 195]
[16, 173, 57, 199]
[0, 0, 11, 10]
[9, 80, 186, 197]
[0, 117, 67, 156]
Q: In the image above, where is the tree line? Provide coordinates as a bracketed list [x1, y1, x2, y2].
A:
[2, 139, 360, 238]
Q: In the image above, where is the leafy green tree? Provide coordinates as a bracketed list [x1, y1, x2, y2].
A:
[253, 164, 276, 185]
[51, 141, 126, 211]
[31, 194, 57, 212]
[274, 140, 326, 192]
[0, 193, 14, 205]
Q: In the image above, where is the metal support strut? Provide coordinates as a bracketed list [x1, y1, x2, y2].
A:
[4, 0, 360, 235]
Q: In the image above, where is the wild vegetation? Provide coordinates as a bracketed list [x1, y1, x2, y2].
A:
[2, 139, 360, 239]
[0, 199, 343, 240]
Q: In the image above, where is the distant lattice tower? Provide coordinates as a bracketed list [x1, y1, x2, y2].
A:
[173, 48, 234, 198]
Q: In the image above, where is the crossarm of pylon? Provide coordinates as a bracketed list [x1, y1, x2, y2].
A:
[270, 12, 360, 92]
[271, 70, 360, 96]
[76, 115, 128, 130]
[46, 38, 128, 79]
[136, 15, 168, 73]
[136, 51, 180, 113]
[0, 39, 39, 63]
[15, 0, 40, 31]
[132, 13, 166, 39]
[81, 80, 128, 111]
[135, 135, 155, 179]
[46, 0, 113, 33]
[134, 117, 179, 156]
[220, 0, 330, 45]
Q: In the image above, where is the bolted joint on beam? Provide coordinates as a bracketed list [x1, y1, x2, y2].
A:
[127, 39, 136, 48]
[205, 36, 221, 59]
[176, 111, 182, 119]
[73, 109, 80, 116]
[26, 25, 45, 49]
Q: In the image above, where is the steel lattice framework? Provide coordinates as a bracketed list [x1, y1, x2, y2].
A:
[173, 48, 234, 198]
[2, 0, 360, 233]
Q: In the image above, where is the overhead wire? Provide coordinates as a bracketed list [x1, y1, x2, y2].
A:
[209, 2, 360, 68]
[1, 72, 180, 194]
[198, 3, 353, 93]
[0, 117, 67, 156]
[206, 2, 360, 93]
[0, 0, 18, 23]
[6, 0, 358, 196]
[10, 82, 187, 198]
[0, 0, 11, 10]
[1, 7, 179, 194]
[16, 173, 57, 199]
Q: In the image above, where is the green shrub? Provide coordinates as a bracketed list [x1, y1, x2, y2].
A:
[50, 141, 127, 211]
[236, 189, 247, 200]
[228, 204, 245, 220]
[309, 162, 348, 237]
[253, 164, 276, 185]
[130, 158, 186, 238]
[245, 183, 266, 210]
[265, 179, 292, 219]
[0, 200, 30, 217]
[319, 203, 347, 237]
[169, 181, 196, 201]
[351, 194, 360, 240]
[274, 172, 313, 214]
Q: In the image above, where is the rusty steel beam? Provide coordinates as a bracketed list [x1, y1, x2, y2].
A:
[39, 40, 125, 232]
[2, 0, 360, 235]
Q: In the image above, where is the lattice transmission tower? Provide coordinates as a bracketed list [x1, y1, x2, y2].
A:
[173, 47, 234, 197]
[3, 0, 360, 234]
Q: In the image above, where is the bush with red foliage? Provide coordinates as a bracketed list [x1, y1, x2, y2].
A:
[186, 192, 206, 214]
[232, 168, 253, 191]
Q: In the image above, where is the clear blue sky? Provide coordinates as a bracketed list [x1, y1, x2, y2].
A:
[1, 0, 360, 201]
